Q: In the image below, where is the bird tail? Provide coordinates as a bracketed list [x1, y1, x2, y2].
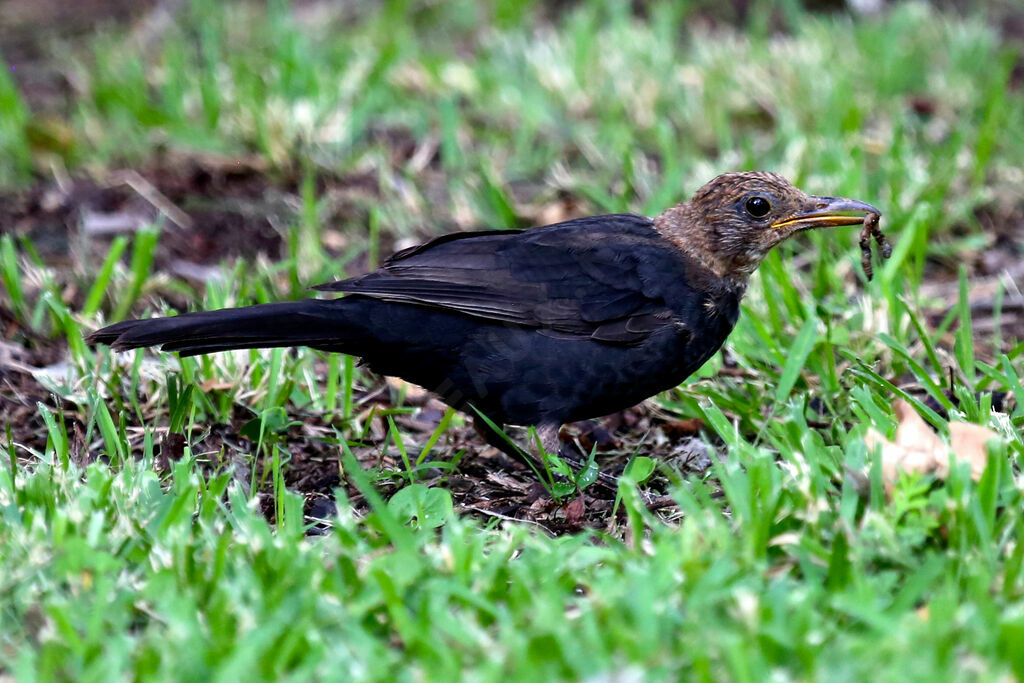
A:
[86, 299, 358, 357]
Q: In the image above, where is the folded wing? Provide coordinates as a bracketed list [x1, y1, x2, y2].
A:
[314, 214, 690, 345]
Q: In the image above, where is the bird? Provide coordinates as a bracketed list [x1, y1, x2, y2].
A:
[87, 172, 879, 462]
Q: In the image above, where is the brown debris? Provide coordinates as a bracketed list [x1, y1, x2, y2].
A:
[864, 399, 1005, 494]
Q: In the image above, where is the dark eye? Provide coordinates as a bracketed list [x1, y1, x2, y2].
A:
[745, 196, 771, 219]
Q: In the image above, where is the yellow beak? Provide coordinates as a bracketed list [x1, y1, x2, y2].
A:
[772, 196, 880, 230]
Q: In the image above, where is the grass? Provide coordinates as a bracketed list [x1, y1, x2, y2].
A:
[2, 0, 1024, 678]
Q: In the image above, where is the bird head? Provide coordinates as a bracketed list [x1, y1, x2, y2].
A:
[656, 171, 879, 280]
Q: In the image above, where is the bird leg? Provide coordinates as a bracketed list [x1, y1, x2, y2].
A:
[531, 422, 562, 462]
[471, 415, 553, 472]
[533, 424, 622, 490]
[472, 416, 619, 491]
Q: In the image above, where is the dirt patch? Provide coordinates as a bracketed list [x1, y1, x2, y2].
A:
[2, 160, 288, 269]
[1, 303, 85, 469]
[918, 200, 1024, 356]
[0, 153, 382, 313]
[191, 402, 710, 536]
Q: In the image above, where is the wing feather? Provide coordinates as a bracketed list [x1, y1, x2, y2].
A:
[314, 214, 694, 345]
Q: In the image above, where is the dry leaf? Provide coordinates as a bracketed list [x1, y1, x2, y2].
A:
[564, 495, 586, 528]
[199, 379, 236, 392]
[863, 399, 1003, 494]
[949, 421, 1000, 480]
[321, 229, 348, 251]
[385, 377, 429, 405]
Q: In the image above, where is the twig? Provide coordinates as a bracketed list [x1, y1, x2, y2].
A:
[461, 505, 557, 536]
[109, 169, 193, 231]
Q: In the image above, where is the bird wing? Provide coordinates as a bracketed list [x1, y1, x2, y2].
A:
[314, 214, 690, 344]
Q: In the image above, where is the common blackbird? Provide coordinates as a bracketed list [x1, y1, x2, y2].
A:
[87, 172, 879, 457]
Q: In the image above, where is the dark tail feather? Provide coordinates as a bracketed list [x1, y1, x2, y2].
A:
[86, 299, 358, 357]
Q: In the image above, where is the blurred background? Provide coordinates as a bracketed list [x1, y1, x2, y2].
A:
[2, 1, 1021, 278]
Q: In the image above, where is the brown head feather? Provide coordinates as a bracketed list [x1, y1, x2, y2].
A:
[654, 171, 875, 284]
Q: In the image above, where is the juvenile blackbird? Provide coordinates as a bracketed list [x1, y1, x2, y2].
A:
[88, 172, 879, 456]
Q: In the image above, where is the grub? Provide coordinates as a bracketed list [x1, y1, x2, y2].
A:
[859, 211, 891, 281]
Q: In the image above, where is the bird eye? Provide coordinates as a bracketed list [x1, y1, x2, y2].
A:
[745, 196, 772, 219]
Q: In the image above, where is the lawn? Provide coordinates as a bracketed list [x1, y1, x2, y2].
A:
[2, 0, 1024, 679]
